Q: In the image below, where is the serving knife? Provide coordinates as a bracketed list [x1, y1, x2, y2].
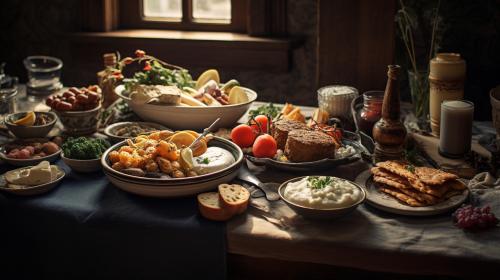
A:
[237, 161, 280, 201]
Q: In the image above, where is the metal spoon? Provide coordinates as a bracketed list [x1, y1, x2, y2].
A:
[188, 117, 220, 150]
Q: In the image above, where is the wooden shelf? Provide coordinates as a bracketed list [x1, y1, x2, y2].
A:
[69, 29, 291, 72]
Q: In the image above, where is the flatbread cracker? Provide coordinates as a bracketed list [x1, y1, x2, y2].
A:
[376, 161, 417, 180]
[373, 175, 409, 190]
[378, 186, 425, 207]
[408, 178, 450, 198]
[444, 179, 467, 190]
[371, 167, 409, 185]
[414, 167, 458, 185]
[374, 176, 438, 205]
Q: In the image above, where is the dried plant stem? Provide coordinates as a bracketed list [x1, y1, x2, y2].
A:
[429, 0, 442, 62]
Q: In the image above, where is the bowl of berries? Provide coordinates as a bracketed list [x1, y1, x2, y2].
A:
[46, 85, 102, 136]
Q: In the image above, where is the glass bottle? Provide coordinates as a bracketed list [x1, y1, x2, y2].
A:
[97, 53, 119, 108]
[358, 91, 384, 137]
[372, 65, 407, 163]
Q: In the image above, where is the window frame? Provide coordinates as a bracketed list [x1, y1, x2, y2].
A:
[119, 0, 247, 32]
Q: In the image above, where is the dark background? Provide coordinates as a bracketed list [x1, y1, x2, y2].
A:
[1, 0, 499, 120]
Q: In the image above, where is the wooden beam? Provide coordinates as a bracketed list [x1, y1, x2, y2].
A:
[317, 0, 396, 93]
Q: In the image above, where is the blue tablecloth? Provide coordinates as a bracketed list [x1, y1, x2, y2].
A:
[0, 161, 226, 279]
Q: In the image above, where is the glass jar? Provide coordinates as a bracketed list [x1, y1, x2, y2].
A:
[358, 91, 384, 137]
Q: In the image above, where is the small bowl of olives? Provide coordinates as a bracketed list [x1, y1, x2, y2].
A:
[46, 86, 102, 136]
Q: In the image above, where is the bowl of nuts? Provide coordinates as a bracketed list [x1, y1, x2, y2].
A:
[46, 85, 102, 136]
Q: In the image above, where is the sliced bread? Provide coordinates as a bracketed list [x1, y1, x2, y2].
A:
[197, 192, 234, 221]
[218, 184, 250, 215]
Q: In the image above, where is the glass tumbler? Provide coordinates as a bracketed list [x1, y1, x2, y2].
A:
[24, 55, 63, 95]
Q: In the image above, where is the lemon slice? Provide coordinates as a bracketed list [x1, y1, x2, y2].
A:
[196, 69, 220, 90]
[228, 86, 249, 105]
[179, 148, 194, 170]
[14, 112, 36, 126]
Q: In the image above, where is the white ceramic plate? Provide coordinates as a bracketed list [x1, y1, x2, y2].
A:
[115, 85, 257, 130]
[354, 169, 469, 216]
[0, 166, 65, 195]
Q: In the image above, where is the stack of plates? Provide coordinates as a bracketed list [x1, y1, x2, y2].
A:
[101, 137, 244, 197]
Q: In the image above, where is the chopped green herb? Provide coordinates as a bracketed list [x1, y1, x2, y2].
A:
[406, 164, 415, 173]
[307, 176, 334, 190]
[197, 157, 210, 164]
[248, 103, 282, 119]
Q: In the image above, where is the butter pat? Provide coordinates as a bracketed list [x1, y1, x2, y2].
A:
[5, 161, 53, 186]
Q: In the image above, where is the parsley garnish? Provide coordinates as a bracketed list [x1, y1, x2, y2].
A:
[406, 164, 415, 173]
[197, 157, 210, 164]
[307, 176, 334, 189]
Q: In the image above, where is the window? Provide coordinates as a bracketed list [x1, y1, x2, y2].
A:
[120, 0, 247, 32]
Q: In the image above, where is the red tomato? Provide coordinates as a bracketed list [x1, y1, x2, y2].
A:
[252, 134, 277, 158]
[250, 115, 270, 134]
[231, 124, 256, 148]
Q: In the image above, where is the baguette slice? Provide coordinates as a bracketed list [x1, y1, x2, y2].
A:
[197, 192, 234, 221]
[218, 184, 250, 215]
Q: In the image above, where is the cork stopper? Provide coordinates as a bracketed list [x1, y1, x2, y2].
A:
[103, 53, 117, 67]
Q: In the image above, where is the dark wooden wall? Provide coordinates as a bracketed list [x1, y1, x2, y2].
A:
[317, 0, 396, 93]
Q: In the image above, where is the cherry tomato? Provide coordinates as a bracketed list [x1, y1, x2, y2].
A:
[250, 115, 270, 134]
[252, 134, 277, 158]
[231, 124, 257, 148]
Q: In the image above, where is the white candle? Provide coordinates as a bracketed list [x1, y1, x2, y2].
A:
[439, 100, 474, 158]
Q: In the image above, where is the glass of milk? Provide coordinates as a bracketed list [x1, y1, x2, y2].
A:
[438, 100, 474, 158]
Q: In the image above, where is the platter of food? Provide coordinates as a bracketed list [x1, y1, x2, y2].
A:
[0, 161, 65, 195]
[101, 130, 244, 197]
[113, 52, 257, 130]
[0, 138, 62, 167]
[278, 175, 366, 219]
[355, 160, 469, 216]
[228, 103, 369, 172]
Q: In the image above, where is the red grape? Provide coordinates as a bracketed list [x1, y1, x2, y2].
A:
[453, 204, 499, 230]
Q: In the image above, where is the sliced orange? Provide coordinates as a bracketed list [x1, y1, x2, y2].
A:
[168, 131, 207, 156]
[14, 111, 36, 126]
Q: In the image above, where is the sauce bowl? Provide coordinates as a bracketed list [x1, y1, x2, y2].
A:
[278, 176, 366, 219]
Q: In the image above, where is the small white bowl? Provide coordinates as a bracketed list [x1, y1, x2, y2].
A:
[115, 85, 257, 131]
[278, 176, 366, 219]
[61, 153, 102, 173]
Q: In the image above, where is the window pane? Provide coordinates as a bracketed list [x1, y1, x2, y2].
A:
[192, 0, 231, 21]
[143, 0, 182, 19]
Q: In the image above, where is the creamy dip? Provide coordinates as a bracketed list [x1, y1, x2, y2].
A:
[193, 147, 235, 175]
[284, 176, 361, 209]
[335, 145, 356, 158]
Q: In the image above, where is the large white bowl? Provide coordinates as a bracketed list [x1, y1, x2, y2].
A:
[115, 85, 257, 131]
